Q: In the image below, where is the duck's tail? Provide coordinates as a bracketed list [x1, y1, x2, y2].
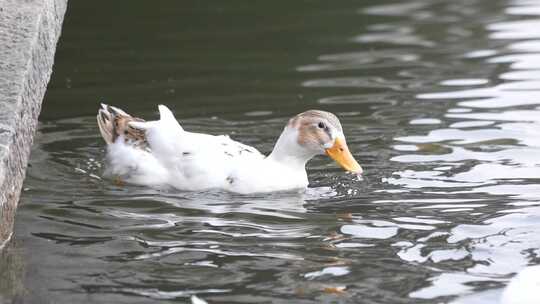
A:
[97, 104, 147, 148]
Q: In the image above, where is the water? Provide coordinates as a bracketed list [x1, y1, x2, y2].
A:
[3, 0, 540, 303]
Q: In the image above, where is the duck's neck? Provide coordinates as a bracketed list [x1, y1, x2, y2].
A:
[267, 127, 315, 170]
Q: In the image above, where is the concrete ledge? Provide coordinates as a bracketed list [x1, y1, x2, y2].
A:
[0, 0, 68, 246]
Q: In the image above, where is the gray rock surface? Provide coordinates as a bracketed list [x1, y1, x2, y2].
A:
[0, 0, 68, 247]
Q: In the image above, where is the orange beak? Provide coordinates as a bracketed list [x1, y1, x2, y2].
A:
[325, 138, 363, 174]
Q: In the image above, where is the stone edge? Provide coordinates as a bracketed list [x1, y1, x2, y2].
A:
[0, 0, 68, 246]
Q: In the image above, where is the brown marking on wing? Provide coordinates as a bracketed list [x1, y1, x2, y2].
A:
[97, 104, 149, 150]
[112, 116, 148, 149]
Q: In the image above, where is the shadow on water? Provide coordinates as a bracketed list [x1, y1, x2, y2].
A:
[4, 0, 540, 303]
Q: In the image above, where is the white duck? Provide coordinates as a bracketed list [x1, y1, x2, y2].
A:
[97, 104, 362, 194]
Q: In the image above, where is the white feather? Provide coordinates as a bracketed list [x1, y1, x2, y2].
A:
[105, 137, 169, 186]
[191, 295, 208, 304]
[501, 265, 540, 304]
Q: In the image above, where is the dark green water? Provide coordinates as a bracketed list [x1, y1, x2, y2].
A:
[3, 0, 540, 303]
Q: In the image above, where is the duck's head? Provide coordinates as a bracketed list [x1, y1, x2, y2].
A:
[272, 110, 363, 174]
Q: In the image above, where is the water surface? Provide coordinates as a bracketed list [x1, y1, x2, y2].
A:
[4, 0, 540, 303]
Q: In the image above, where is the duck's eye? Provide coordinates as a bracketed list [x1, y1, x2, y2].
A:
[318, 122, 325, 129]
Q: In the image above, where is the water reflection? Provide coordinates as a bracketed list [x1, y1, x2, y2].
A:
[387, 0, 540, 300]
[9, 0, 540, 303]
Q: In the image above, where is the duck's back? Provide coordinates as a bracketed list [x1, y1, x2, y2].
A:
[153, 130, 267, 191]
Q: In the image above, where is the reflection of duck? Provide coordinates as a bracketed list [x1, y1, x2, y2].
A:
[97, 104, 362, 193]
[501, 265, 540, 304]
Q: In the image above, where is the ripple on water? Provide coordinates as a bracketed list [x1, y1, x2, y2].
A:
[297, 50, 423, 72]
[12, 0, 540, 303]
[440, 78, 489, 86]
[387, 0, 540, 300]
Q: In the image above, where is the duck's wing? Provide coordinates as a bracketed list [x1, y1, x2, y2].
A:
[128, 105, 264, 159]
[128, 105, 265, 189]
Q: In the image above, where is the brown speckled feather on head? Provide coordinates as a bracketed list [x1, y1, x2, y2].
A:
[288, 110, 343, 147]
[97, 104, 148, 149]
[288, 110, 343, 132]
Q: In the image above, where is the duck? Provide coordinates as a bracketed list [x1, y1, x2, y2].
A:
[96, 104, 362, 194]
